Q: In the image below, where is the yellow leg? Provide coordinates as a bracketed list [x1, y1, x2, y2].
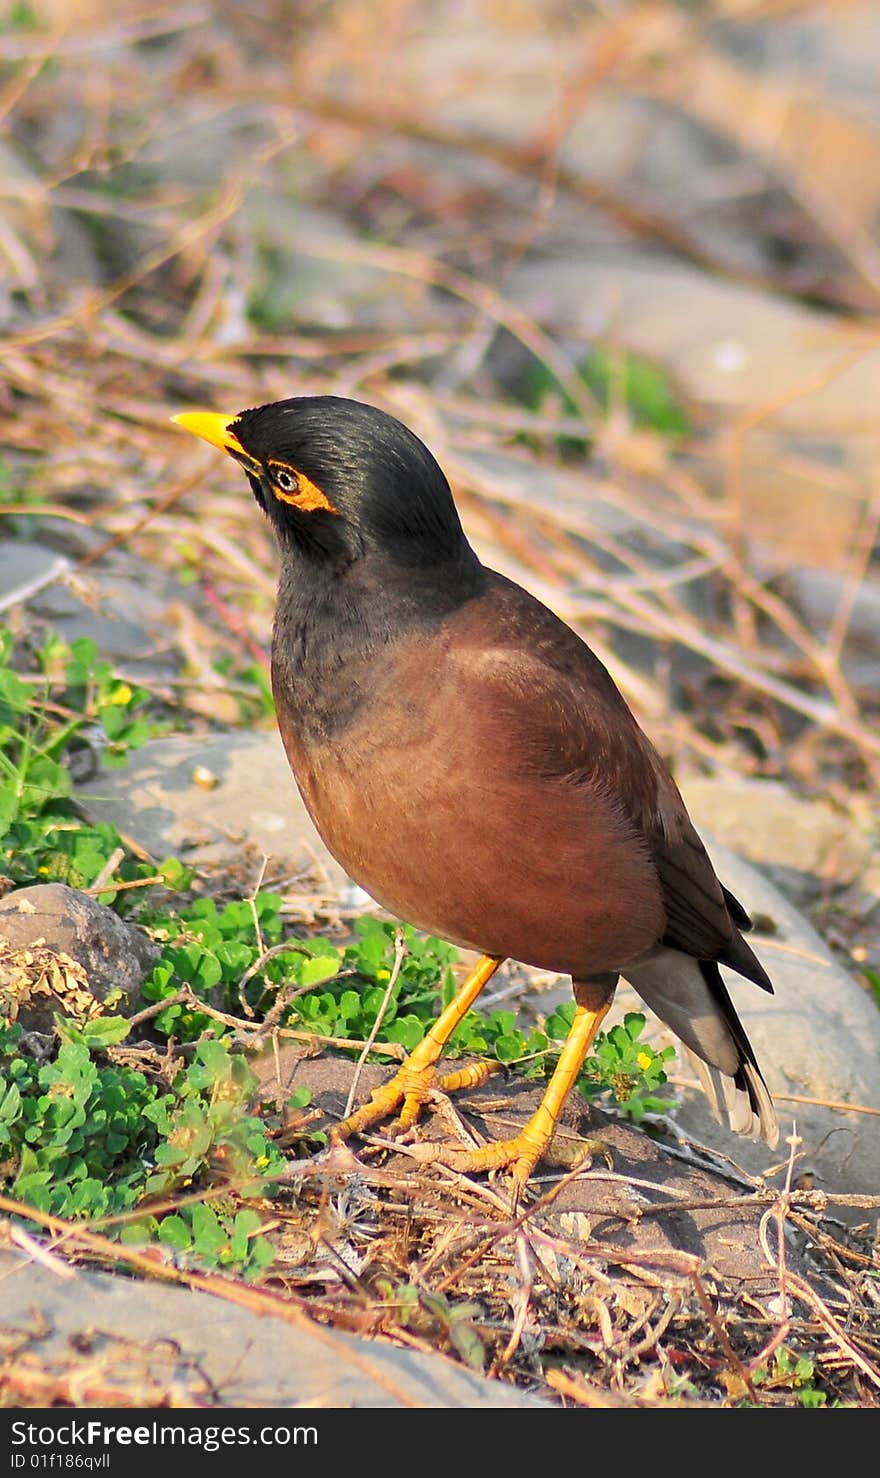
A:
[417, 999, 612, 1191]
[332, 954, 503, 1141]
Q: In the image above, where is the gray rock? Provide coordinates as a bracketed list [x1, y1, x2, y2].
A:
[840, 861, 880, 924]
[0, 538, 202, 691]
[0, 542, 70, 616]
[0, 883, 157, 1028]
[670, 835, 880, 1207]
[242, 196, 426, 333]
[78, 730, 350, 902]
[0, 1251, 547, 1408]
[788, 565, 880, 689]
[27, 547, 190, 682]
[505, 251, 875, 578]
[507, 253, 880, 437]
[0, 140, 102, 305]
[764, 7, 880, 125]
[676, 773, 875, 906]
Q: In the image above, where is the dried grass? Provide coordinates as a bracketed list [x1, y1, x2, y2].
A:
[2, 1130, 879, 1408]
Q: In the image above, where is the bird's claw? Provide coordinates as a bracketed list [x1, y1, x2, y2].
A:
[332, 1058, 504, 1143]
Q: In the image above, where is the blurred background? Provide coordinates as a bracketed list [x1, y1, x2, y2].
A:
[2, 0, 879, 971]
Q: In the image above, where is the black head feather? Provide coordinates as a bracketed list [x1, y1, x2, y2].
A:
[230, 396, 470, 568]
[224, 395, 484, 740]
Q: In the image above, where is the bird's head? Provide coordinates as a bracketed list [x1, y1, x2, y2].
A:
[173, 395, 469, 570]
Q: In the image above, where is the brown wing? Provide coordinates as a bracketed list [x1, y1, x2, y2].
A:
[470, 573, 770, 986]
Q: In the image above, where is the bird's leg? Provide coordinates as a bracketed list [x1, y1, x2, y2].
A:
[332, 954, 503, 1141]
[417, 990, 613, 1193]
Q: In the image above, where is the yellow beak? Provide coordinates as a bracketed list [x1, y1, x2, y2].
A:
[172, 411, 248, 458]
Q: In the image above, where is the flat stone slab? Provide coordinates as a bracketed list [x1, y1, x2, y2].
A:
[78, 730, 350, 904]
[674, 834, 880, 1205]
[0, 1251, 546, 1408]
[0, 542, 70, 615]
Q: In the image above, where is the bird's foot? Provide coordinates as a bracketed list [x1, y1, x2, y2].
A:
[332, 1058, 504, 1141]
[408, 1116, 612, 1200]
[411, 1125, 547, 1197]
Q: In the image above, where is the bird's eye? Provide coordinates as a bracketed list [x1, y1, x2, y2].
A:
[274, 468, 298, 494]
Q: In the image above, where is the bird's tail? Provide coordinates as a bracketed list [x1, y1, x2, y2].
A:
[623, 950, 778, 1147]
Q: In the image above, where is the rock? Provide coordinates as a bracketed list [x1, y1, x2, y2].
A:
[242, 197, 428, 334]
[78, 730, 351, 905]
[675, 774, 875, 906]
[0, 140, 101, 304]
[0, 883, 157, 1030]
[0, 538, 209, 694]
[669, 836, 880, 1211]
[0, 1250, 547, 1408]
[507, 252, 880, 438]
[841, 859, 880, 923]
[26, 546, 192, 684]
[0, 542, 70, 617]
[788, 566, 880, 689]
[506, 252, 874, 574]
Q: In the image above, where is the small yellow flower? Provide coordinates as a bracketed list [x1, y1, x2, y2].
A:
[376, 968, 391, 981]
[637, 1050, 653, 1071]
[111, 683, 132, 705]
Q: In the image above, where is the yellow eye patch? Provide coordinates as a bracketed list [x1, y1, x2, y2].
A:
[267, 460, 339, 515]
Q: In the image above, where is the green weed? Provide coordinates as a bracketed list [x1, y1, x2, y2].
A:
[751, 1346, 830, 1407]
[0, 629, 162, 889]
[374, 1278, 487, 1371]
[138, 902, 675, 1119]
[0, 1019, 282, 1277]
[211, 653, 275, 722]
[512, 344, 690, 457]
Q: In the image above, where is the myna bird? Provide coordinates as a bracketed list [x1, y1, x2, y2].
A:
[174, 396, 778, 1188]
